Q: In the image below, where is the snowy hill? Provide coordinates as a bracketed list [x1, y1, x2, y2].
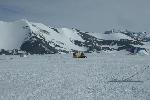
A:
[0, 19, 150, 54]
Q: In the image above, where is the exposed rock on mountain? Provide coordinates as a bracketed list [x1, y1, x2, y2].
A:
[0, 19, 149, 55]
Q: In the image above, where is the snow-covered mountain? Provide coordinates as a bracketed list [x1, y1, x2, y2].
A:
[0, 19, 149, 54]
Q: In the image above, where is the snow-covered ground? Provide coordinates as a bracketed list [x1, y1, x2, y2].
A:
[0, 53, 150, 100]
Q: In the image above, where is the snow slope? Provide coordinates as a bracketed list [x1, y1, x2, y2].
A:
[0, 53, 150, 100]
[28, 22, 86, 51]
[0, 19, 86, 51]
[0, 19, 30, 50]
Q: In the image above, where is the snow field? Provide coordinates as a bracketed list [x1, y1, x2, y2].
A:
[0, 53, 150, 100]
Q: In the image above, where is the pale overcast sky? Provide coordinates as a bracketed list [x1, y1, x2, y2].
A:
[0, 0, 150, 32]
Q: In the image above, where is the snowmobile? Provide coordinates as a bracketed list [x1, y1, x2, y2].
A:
[73, 51, 87, 58]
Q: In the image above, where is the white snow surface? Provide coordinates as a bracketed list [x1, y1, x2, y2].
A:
[0, 53, 150, 100]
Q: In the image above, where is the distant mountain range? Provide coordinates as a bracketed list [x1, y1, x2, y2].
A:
[0, 19, 150, 55]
